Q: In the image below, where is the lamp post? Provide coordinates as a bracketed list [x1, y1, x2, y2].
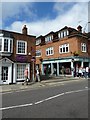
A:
[39, 57, 43, 75]
[31, 56, 35, 82]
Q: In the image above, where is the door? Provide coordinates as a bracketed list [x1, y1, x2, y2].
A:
[1, 66, 8, 84]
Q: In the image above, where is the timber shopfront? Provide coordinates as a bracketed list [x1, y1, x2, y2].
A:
[0, 57, 30, 84]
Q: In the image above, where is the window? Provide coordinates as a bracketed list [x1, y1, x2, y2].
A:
[59, 44, 69, 53]
[0, 37, 13, 53]
[81, 43, 86, 52]
[58, 30, 69, 39]
[17, 40, 27, 55]
[46, 47, 54, 56]
[4, 39, 8, 52]
[45, 35, 53, 42]
[17, 64, 26, 80]
[36, 39, 41, 45]
[0, 39, 2, 51]
[36, 50, 41, 57]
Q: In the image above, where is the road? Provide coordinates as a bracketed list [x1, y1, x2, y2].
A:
[1, 79, 89, 118]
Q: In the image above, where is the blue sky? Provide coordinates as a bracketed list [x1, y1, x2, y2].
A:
[0, 1, 89, 37]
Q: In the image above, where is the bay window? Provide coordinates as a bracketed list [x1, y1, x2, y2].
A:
[0, 37, 13, 55]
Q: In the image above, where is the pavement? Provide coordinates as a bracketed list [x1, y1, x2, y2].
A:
[0, 76, 88, 93]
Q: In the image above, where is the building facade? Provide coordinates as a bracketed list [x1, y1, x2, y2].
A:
[0, 25, 36, 84]
[36, 25, 90, 77]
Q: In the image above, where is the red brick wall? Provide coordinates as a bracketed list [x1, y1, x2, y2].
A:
[9, 33, 36, 63]
[36, 36, 89, 65]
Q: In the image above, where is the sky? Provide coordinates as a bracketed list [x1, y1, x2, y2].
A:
[0, 0, 90, 37]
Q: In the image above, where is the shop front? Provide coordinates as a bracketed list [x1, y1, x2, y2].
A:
[41, 57, 90, 77]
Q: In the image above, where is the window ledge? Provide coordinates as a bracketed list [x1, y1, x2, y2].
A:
[0, 52, 12, 56]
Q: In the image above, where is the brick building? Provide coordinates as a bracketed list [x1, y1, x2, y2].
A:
[0, 25, 36, 84]
[36, 25, 90, 76]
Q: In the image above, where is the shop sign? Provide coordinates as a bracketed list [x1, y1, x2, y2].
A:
[16, 55, 27, 62]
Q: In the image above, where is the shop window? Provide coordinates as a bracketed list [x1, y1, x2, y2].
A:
[17, 64, 26, 80]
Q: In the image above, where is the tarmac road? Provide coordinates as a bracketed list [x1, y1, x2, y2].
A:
[1, 79, 89, 118]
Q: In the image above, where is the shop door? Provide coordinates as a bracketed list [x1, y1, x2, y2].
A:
[1, 66, 8, 84]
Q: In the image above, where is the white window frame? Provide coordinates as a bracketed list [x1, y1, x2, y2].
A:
[36, 50, 42, 57]
[81, 43, 87, 52]
[46, 47, 54, 56]
[58, 30, 69, 39]
[36, 39, 41, 45]
[16, 40, 27, 55]
[0, 37, 13, 53]
[45, 35, 53, 43]
[59, 44, 69, 54]
[17, 64, 26, 80]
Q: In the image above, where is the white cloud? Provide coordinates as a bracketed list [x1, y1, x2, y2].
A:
[3, 2, 89, 37]
[2, 2, 35, 20]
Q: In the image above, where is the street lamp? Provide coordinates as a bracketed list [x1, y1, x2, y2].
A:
[31, 56, 36, 81]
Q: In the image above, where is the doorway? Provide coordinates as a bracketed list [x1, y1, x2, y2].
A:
[1, 66, 8, 84]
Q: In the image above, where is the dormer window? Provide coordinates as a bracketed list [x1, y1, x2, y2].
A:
[45, 35, 53, 43]
[0, 37, 13, 56]
[58, 30, 69, 39]
[36, 39, 41, 45]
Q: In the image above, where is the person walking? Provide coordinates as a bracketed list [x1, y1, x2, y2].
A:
[23, 68, 28, 85]
[36, 68, 40, 82]
[82, 67, 86, 78]
[78, 67, 82, 78]
[86, 67, 89, 79]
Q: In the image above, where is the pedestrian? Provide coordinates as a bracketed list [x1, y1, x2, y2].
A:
[78, 67, 82, 78]
[76, 67, 79, 77]
[54, 68, 57, 76]
[22, 68, 28, 85]
[36, 68, 40, 82]
[86, 67, 89, 79]
[61, 66, 65, 77]
[82, 67, 86, 78]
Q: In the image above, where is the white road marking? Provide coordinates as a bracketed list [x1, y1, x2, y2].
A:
[0, 103, 33, 111]
[0, 88, 89, 111]
[85, 87, 88, 89]
[35, 100, 45, 105]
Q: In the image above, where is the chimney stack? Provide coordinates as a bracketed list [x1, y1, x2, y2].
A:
[77, 25, 82, 33]
[22, 25, 28, 35]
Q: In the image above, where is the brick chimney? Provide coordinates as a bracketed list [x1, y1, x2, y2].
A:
[22, 25, 28, 35]
[77, 25, 82, 33]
